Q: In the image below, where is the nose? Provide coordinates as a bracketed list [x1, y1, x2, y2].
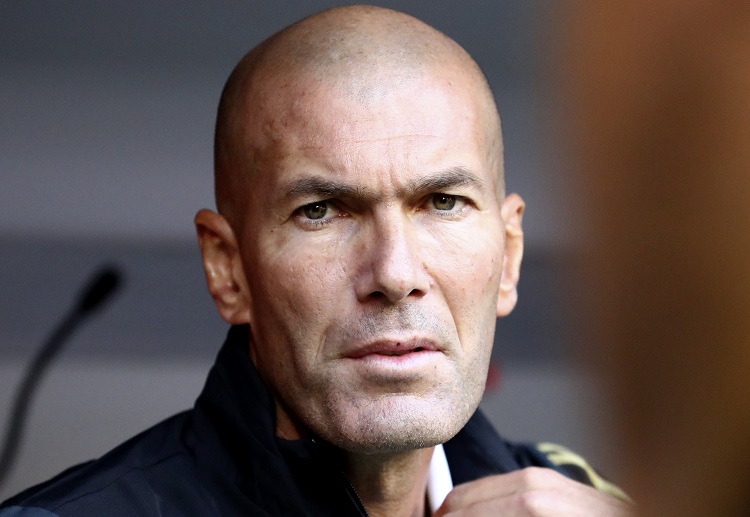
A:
[355, 213, 431, 304]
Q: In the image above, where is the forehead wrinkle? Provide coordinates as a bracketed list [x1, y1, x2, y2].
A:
[348, 133, 440, 145]
[296, 134, 440, 153]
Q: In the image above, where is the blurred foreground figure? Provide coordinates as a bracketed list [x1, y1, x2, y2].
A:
[2, 5, 631, 516]
[570, 2, 750, 516]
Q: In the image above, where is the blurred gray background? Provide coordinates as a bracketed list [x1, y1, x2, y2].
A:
[0, 0, 613, 498]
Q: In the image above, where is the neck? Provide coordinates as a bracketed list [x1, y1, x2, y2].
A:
[344, 447, 435, 517]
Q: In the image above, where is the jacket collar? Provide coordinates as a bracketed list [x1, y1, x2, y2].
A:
[191, 325, 365, 514]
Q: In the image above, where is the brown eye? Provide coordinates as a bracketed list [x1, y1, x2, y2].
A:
[432, 194, 457, 211]
[303, 202, 328, 220]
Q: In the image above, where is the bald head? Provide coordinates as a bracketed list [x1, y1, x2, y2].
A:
[214, 5, 503, 225]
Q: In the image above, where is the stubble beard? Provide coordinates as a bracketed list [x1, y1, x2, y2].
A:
[272, 304, 495, 453]
[308, 371, 486, 454]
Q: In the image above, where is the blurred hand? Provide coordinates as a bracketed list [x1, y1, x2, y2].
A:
[434, 467, 633, 516]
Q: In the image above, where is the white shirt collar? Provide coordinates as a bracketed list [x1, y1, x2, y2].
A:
[426, 443, 453, 513]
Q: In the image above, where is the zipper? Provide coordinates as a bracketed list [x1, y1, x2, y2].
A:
[343, 472, 369, 516]
[310, 437, 369, 516]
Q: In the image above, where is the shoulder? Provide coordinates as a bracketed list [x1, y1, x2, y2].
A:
[0, 412, 202, 517]
[511, 441, 630, 501]
[445, 410, 629, 501]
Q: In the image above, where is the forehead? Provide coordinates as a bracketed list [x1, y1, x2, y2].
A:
[241, 71, 496, 195]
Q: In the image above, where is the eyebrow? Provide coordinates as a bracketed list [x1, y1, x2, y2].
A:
[281, 165, 486, 203]
[283, 176, 374, 201]
[408, 166, 485, 195]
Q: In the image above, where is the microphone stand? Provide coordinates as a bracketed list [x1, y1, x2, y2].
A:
[0, 267, 122, 489]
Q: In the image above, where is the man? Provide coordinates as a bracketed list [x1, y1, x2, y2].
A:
[1, 5, 631, 516]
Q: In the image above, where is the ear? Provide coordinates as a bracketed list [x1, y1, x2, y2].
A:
[194, 209, 251, 325]
[497, 193, 525, 317]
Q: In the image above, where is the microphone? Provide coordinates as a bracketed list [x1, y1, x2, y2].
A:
[77, 268, 121, 314]
[0, 266, 123, 489]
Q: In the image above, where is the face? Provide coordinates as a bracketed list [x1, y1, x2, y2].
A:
[204, 69, 523, 453]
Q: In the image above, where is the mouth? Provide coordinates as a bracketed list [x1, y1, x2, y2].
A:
[374, 346, 426, 357]
[344, 339, 438, 359]
[341, 339, 444, 381]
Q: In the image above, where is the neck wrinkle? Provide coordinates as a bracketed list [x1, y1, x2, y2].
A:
[344, 446, 435, 517]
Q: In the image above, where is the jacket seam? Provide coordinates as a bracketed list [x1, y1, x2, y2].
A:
[49, 450, 188, 512]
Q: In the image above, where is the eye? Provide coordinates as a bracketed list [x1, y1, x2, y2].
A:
[295, 200, 344, 228]
[431, 194, 458, 211]
[422, 193, 472, 219]
[302, 201, 329, 220]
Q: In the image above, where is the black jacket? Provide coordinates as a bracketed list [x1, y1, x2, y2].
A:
[1, 325, 611, 516]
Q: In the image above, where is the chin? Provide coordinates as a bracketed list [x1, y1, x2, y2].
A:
[319, 392, 478, 454]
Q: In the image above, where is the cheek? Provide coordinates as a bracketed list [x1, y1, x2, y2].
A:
[248, 232, 352, 334]
[425, 222, 504, 294]
[244, 245, 347, 390]
[422, 222, 504, 348]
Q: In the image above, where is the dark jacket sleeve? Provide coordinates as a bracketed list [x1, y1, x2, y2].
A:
[0, 506, 59, 516]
